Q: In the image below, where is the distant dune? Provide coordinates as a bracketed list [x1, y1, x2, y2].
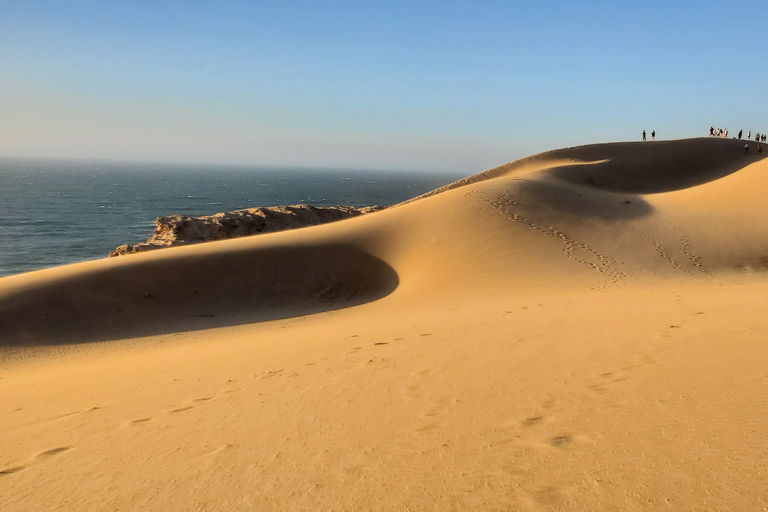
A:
[2, 138, 768, 511]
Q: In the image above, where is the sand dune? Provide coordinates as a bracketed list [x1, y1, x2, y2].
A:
[2, 138, 768, 510]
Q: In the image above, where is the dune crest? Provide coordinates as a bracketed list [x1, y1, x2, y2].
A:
[411, 137, 763, 202]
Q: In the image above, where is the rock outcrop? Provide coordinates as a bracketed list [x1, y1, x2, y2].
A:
[109, 204, 382, 257]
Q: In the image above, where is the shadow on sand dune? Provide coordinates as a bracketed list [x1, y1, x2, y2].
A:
[512, 174, 654, 221]
[0, 244, 399, 347]
[408, 138, 767, 206]
[546, 138, 767, 194]
[494, 138, 767, 223]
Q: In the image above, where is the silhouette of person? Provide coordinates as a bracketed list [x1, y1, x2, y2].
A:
[651, 130, 655, 141]
[739, 130, 743, 139]
[642, 130, 646, 141]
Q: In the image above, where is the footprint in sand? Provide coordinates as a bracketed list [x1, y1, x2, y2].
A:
[170, 397, 213, 412]
[549, 435, 573, 447]
[535, 486, 567, 506]
[130, 397, 214, 425]
[522, 416, 544, 426]
[203, 443, 234, 461]
[38, 447, 71, 458]
[258, 369, 285, 379]
[589, 370, 631, 393]
[0, 446, 73, 476]
[171, 405, 196, 413]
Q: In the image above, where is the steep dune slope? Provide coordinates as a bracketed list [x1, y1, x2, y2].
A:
[435, 137, 768, 280]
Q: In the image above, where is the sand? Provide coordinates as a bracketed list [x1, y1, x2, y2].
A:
[2, 137, 768, 510]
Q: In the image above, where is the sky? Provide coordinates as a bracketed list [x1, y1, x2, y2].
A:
[1, 1, 766, 173]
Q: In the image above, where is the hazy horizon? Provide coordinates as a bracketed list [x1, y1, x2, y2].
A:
[2, 1, 766, 172]
[0, 153, 470, 176]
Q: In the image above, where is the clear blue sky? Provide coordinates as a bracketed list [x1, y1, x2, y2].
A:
[1, 1, 766, 172]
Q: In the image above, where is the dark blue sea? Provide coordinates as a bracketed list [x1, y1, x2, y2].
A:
[0, 158, 464, 277]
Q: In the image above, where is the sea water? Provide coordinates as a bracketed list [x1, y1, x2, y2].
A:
[0, 158, 465, 277]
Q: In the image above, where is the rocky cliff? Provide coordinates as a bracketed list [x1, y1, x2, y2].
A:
[109, 204, 382, 257]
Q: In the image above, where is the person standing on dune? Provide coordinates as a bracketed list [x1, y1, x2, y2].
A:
[642, 130, 646, 141]
[739, 129, 743, 139]
[651, 130, 655, 141]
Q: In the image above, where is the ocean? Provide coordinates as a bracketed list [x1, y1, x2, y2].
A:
[0, 158, 465, 277]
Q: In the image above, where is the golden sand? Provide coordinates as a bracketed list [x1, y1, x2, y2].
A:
[2, 138, 767, 510]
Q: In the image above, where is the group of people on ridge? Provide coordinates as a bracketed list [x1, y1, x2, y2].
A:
[710, 126, 765, 142]
[639, 128, 764, 153]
